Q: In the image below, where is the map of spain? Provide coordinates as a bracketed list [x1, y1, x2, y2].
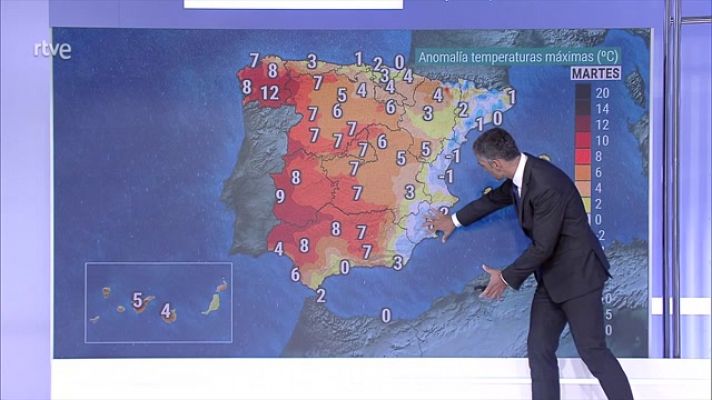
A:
[53, 28, 651, 358]
[225, 54, 515, 290]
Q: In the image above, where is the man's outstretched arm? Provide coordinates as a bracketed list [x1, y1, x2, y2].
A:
[454, 180, 515, 226]
[425, 180, 515, 242]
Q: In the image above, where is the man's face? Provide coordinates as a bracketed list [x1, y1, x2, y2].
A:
[476, 155, 505, 180]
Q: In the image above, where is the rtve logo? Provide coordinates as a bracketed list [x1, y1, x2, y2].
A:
[33, 40, 72, 60]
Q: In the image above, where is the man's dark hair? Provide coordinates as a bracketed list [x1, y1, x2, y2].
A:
[472, 127, 520, 161]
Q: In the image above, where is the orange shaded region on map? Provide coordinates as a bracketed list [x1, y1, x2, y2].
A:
[239, 56, 465, 289]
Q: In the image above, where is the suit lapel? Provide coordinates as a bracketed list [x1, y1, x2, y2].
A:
[518, 154, 534, 224]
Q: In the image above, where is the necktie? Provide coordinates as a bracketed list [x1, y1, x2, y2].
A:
[512, 183, 521, 208]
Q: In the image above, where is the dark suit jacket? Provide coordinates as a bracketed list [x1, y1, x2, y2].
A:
[455, 153, 609, 303]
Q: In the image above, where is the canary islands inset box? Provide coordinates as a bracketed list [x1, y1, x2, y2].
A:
[84, 262, 233, 344]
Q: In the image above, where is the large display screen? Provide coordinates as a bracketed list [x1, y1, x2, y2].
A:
[53, 28, 650, 358]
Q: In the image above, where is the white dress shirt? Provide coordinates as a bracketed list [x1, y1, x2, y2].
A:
[512, 152, 528, 198]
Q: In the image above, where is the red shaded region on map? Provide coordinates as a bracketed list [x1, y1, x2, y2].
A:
[238, 56, 511, 289]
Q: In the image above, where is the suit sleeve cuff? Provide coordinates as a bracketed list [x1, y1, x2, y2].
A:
[451, 213, 462, 228]
[500, 274, 510, 288]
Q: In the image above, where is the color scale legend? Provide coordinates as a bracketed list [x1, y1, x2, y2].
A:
[575, 84, 592, 223]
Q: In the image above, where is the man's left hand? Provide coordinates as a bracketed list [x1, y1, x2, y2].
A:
[479, 264, 507, 300]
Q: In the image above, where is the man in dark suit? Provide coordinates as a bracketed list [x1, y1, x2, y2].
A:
[426, 128, 633, 400]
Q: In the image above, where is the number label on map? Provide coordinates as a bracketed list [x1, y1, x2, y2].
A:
[299, 238, 310, 253]
[313, 75, 323, 91]
[396, 150, 407, 166]
[445, 169, 454, 184]
[340, 259, 351, 275]
[362, 244, 373, 260]
[354, 51, 363, 66]
[381, 308, 392, 323]
[274, 241, 284, 256]
[132, 292, 143, 309]
[291, 170, 301, 185]
[404, 184, 416, 200]
[403, 68, 413, 84]
[377, 134, 388, 149]
[275, 189, 285, 204]
[356, 224, 368, 240]
[423, 105, 434, 121]
[347, 121, 358, 136]
[309, 127, 320, 143]
[337, 87, 348, 103]
[333, 133, 343, 149]
[316, 288, 326, 303]
[385, 79, 396, 94]
[421, 141, 432, 157]
[306, 53, 318, 69]
[392, 255, 404, 271]
[475, 116, 484, 132]
[260, 85, 279, 101]
[433, 87, 443, 103]
[349, 160, 360, 176]
[267, 63, 279, 78]
[380, 68, 390, 84]
[505, 88, 516, 105]
[332, 103, 343, 119]
[385, 99, 397, 115]
[331, 221, 342, 237]
[457, 102, 469, 118]
[358, 142, 369, 157]
[308, 106, 318, 121]
[161, 303, 172, 319]
[373, 56, 384, 71]
[356, 82, 368, 98]
[493, 110, 503, 126]
[352, 185, 364, 201]
[249, 52, 260, 68]
[241, 79, 252, 95]
[394, 54, 405, 70]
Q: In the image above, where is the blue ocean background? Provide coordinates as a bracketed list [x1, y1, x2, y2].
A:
[53, 28, 648, 358]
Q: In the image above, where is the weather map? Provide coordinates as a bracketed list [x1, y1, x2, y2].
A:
[232, 55, 513, 290]
[53, 28, 650, 358]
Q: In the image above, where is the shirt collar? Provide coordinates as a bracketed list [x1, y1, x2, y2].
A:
[512, 153, 527, 189]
